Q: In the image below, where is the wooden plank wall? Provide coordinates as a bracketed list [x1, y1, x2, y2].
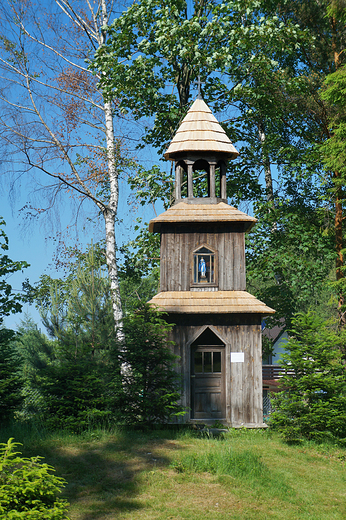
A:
[160, 223, 246, 292]
[169, 315, 263, 427]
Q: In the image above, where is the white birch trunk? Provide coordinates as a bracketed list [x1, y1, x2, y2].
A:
[104, 207, 124, 341]
[100, 0, 124, 341]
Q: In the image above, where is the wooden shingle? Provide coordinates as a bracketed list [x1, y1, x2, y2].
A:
[149, 202, 257, 233]
[164, 99, 239, 159]
[148, 291, 275, 315]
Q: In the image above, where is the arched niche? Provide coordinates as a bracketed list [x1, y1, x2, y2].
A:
[191, 243, 218, 286]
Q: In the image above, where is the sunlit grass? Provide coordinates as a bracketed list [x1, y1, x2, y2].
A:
[1, 425, 346, 519]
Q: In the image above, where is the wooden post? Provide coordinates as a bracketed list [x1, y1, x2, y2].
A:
[221, 162, 227, 199]
[187, 163, 193, 198]
[210, 163, 216, 198]
[175, 162, 181, 200]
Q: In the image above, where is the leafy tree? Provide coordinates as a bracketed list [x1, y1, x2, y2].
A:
[270, 312, 346, 442]
[0, 0, 137, 338]
[320, 61, 346, 323]
[0, 218, 27, 422]
[94, 0, 306, 204]
[94, 0, 341, 328]
[0, 329, 23, 423]
[247, 198, 336, 329]
[120, 303, 184, 425]
[22, 244, 122, 430]
[0, 217, 28, 320]
[257, 0, 346, 323]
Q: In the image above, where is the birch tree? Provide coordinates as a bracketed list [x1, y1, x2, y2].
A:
[0, 0, 131, 338]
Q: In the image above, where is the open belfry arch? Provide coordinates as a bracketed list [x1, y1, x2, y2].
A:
[148, 98, 275, 427]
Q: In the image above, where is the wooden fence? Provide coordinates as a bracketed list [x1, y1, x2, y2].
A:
[262, 365, 286, 379]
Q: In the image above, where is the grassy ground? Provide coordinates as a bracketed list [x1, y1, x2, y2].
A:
[1, 425, 346, 520]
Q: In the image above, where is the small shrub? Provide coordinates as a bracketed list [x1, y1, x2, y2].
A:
[0, 438, 69, 519]
[270, 312, 346, 443]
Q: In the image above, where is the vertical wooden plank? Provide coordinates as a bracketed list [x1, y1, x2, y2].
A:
[225, 329, 231, 424]
[218, 233, 225, 290]
[231, 325, 243, 426]
[252, 324, 263, 425]
[234, 232, 243, 290]
[168, 229, 175, 291]
[239, 232, 246, 290]
[160, 232, 167, 292]
[227, 232, 234, 290]
[181, 232, 187, 290]
[242, 325, 252, 425]
[177, 230, 182, 291]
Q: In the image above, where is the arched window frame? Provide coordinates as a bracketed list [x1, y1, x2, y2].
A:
[191, 244, 218, 287]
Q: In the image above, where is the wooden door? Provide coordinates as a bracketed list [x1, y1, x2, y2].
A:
[191, 346, 225, 420]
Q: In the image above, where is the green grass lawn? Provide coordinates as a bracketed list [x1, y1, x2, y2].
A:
[1, 426, 346, 520]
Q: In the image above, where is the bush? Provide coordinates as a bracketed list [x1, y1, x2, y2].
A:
[120, 302, 185, 425]
[0, 329, 23, 422]
[0, 438, 69, 519]
[270, 312, 346, 442]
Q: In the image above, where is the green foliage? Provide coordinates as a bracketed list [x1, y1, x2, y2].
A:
[120, 270, 159, 315]
[120, 303, 184, 424]
[0, 329, 23, 423]
[247, 200, 336, 327]
[171, 446, 265, 479]
[0, 217, 28, 321]
[0, 438, 69, 519]
[119, 221, 161, 282]
[270, 312, 346, 442]
[36, 359, 121, 432]
[18, 244, 122, 432]
[18, 245, 182, 430]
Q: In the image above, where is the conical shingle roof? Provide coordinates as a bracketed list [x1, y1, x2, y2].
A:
[164, 98, 239, 159]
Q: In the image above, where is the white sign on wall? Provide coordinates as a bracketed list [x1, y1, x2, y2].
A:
[231, 352, 244, 363]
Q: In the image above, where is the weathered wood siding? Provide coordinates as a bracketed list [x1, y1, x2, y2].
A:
[168, 314, 263, 427]
[160, 223, 246, 292]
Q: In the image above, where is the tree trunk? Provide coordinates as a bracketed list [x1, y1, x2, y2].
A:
[334, 176, 345, 326]
[101, 0, 124, 340]
[258, 120, 274, 203]
[103, 208, 124, 341]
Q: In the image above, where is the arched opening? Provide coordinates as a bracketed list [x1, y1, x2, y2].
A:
[175, 160, 187, 199]
[191, 327, 226, 420]
[217, 160, 227, 199]
[192, 159, 210, 198]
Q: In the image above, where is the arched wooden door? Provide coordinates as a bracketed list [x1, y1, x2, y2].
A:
[191, 329, 226, 420]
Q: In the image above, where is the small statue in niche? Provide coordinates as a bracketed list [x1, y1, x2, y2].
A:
[199, 257, 207, 279]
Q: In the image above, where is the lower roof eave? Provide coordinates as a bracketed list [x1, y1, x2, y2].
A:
[148, 291, 275, 315]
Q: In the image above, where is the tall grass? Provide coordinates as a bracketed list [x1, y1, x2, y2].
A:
[1, 425, 345, 519]
[171, 446, 265, 479]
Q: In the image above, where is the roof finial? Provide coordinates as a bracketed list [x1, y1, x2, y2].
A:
[197, 75, 203, 99]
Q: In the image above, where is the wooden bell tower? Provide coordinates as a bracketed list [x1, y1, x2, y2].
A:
[148, 99, 274, 427]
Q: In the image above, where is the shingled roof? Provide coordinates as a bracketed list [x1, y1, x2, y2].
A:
[148, 291, 275, 315]
[149, 202, 257, 233]
[164, 98, 239, 159]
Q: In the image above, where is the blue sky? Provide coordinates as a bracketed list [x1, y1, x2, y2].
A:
[1, 171, 162, 331]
